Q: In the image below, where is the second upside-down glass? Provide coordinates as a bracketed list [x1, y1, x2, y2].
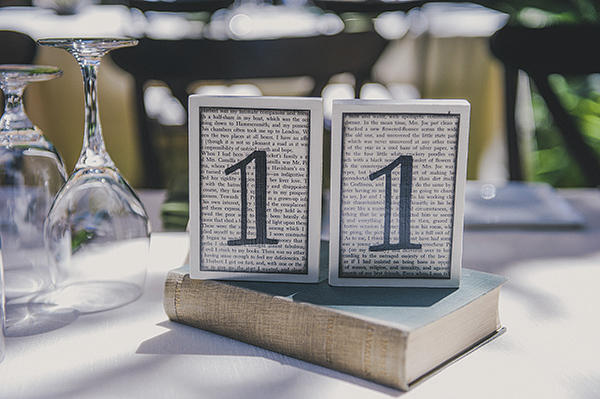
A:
[38, 38, 150, 313]
[0, 65, 67, 301]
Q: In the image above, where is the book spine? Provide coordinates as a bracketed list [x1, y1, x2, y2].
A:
[164, 272, 409, 390]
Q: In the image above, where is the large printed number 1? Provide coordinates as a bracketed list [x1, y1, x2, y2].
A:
[225, 150, 279, 246]
[369, 155, 421, 252]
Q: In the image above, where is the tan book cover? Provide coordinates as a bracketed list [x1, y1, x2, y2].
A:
[164, 265, 506, 390]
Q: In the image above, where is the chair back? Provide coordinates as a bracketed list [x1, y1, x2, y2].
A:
[0, 30, 36, 64]
[491, 24, 600, 76]
[112, 31, 388, 187]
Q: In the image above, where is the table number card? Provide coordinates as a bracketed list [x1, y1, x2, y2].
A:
[329, 100, 470, 287]
[189, 96, 322, 282]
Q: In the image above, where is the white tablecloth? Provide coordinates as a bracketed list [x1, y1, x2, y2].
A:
[0, 189, 599, 398]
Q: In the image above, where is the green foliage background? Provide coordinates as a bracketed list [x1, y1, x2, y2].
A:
[477, 0, 600, 186]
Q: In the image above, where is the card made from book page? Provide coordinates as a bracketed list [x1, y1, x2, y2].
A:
[329, 99, 470, 287]
[188, 96, 322, 282]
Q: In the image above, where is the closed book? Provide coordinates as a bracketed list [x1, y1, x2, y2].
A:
[163, 266, 506, 390]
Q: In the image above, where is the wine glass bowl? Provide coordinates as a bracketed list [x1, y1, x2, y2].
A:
[0, 64, 67, 300]
[38, 38, 150, 313]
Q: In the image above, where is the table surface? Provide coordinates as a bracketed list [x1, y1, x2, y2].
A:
[1, 188, 599, 398]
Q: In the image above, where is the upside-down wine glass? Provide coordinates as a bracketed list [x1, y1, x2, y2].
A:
[0, 65, 67, 301]
[38, 38, 150, 313]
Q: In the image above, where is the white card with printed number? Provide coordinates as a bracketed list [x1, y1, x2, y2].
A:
[189, 96, 322, 282]
[329, 99, 470, 287]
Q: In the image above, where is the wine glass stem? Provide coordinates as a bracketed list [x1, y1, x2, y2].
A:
[0, 85, 33, 133]
[76, 61, 114, 170]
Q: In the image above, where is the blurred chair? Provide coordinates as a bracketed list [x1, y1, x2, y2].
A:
[112, 31, 388, 188]
[490, 24, 600, 186]
[127, 0, 233, 13]
[0, 30, 36, 64]
[314, 0, 423, 13]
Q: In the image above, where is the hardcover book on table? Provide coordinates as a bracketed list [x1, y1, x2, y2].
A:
[164, 260, 506, 391]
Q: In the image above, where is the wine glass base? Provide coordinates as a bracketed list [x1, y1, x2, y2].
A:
[4, 302, 79, 337]
[3, 269, 50, 302]
[34, 281, 143, 314]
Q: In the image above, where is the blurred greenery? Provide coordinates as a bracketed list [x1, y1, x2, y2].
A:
[528, 75, 600, 187]
[474, 0, 600, 187]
